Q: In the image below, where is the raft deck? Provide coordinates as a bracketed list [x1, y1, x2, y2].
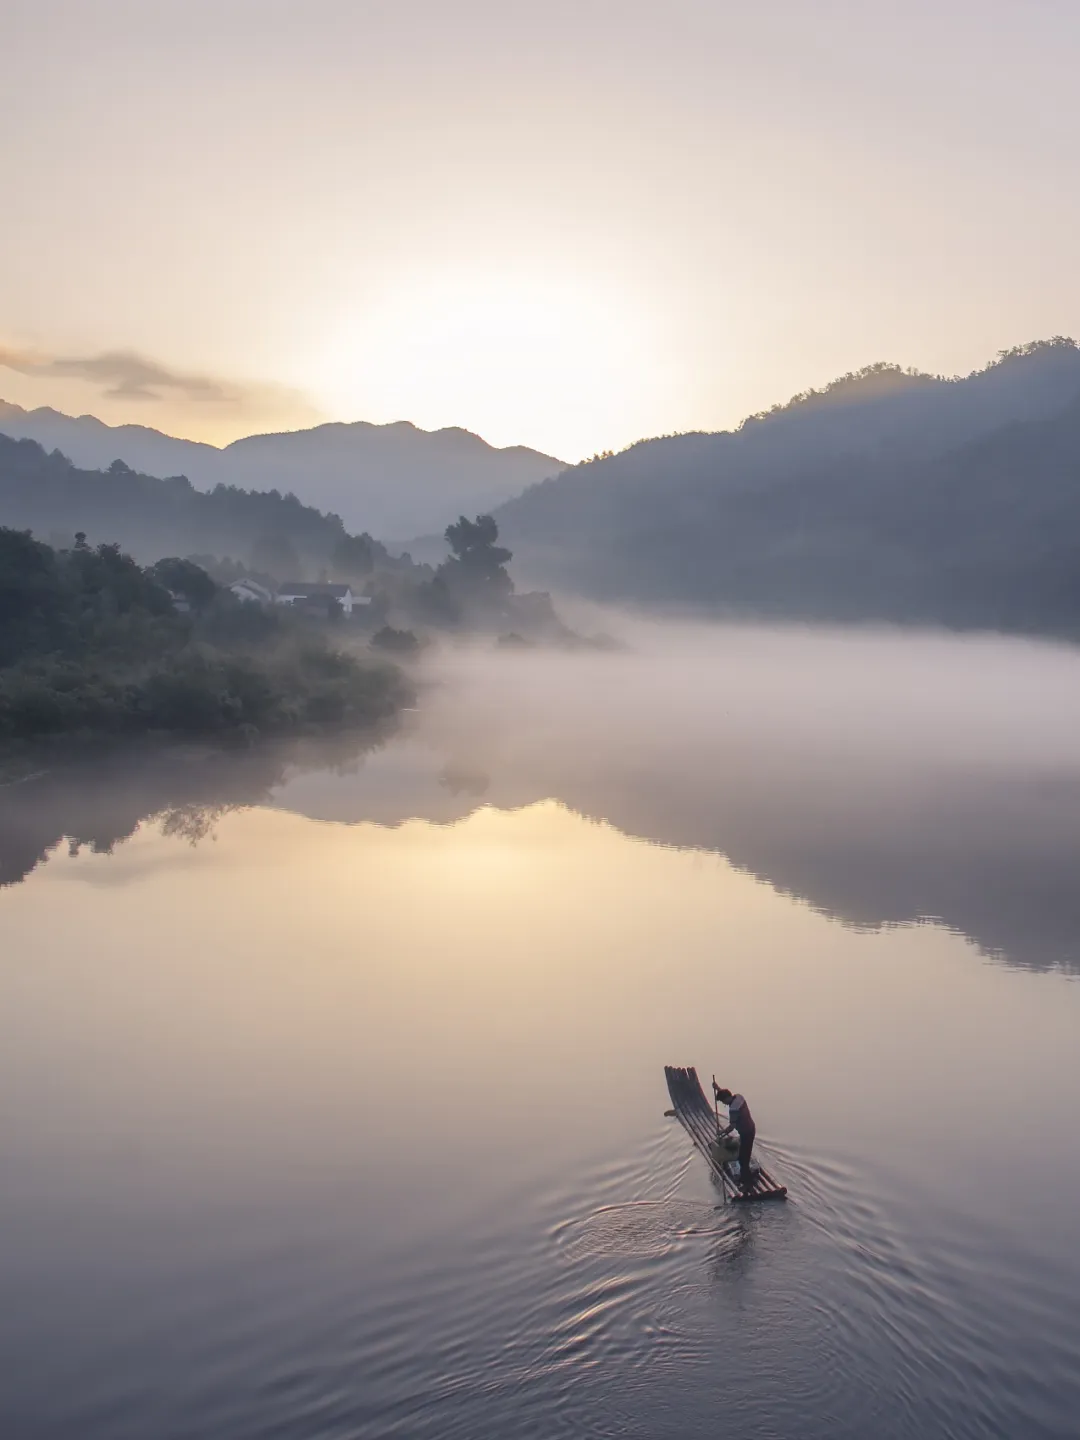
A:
[665, 1065, 787, 1203]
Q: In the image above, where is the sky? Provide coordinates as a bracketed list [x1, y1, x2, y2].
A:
[4, 0, 1080, 460]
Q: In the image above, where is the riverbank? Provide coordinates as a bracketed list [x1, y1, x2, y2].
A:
[0, 527, 414, 751]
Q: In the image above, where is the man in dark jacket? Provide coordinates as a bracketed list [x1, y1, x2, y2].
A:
[714, 1085, 756, 1190]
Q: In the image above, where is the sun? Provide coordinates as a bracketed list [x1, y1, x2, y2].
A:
[308, 268, 662, 460]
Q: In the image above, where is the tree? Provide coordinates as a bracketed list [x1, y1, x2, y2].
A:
[67, 540, 173, 617]
[371, 625, 421, 655]
[445, 514, 512, 570]
[0, 526, 413, 744]
[412, 573, 462, 626]
[437, 514, 514, 608]
[331, 531, 376, 581]
[151, 557, 218, 611]
[0, 527, 64, 665]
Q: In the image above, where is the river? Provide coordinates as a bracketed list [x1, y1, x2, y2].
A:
[2, 623, 1079, 1438]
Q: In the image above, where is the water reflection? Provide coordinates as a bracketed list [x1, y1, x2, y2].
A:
[5, 628, 1080, 1439]
[0, 733, 383, 890]
[5, 625, 1080, 974]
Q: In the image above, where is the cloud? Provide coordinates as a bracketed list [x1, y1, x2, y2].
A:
[0, 343, 326, 440]
[0, 344, 246, 404]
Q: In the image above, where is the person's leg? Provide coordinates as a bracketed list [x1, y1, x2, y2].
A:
[739, 1128, 756, 1188]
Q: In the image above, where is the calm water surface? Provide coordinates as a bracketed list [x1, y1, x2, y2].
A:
[2, 626, 1080, 1438]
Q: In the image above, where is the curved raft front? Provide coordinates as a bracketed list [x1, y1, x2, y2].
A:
[664, 1065, 788, 1204]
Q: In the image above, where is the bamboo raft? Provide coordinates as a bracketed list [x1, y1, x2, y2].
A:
[664, 1065, 788, 1204]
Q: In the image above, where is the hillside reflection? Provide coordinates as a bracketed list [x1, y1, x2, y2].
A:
[0, 735, 376, 891]
[6, 627, 1080, 976]
[274, 738, 1080, 976]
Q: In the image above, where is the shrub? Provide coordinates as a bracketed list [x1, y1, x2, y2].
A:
[371, 625, 421, 655]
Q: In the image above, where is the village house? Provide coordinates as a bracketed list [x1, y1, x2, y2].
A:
[275, 582, 369, 617]
[228, 578, 275, 605]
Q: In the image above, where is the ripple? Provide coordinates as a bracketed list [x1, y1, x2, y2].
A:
[13, 1125, 1080, 1440]
[553, 1199, 731, 1263]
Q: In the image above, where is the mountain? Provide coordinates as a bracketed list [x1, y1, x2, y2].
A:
[0, 433, 412, 579]
[497, 339, 1080, 635]
[0, 400, 221, 480]
[0, 402, 563, 539]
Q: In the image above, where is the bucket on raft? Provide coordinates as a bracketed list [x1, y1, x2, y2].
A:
[710, 1133, 741, 1165]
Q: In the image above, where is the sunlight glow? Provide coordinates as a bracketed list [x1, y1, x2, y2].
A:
[310, 270, 666, 459]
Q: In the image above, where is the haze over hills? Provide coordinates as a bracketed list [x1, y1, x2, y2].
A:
[11, 337, 1080, 639]
[0, 432, 412, 578]
[0, 401, 563, 539]
[497, 339, 1080, 635]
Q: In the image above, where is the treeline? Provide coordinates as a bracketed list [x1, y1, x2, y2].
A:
[0, 435, 577, 645]
[497, 339, 1080, 636]
[0, 529, 410, 745]
[0, 433, 422, 584]
[0, 739, 379, 888]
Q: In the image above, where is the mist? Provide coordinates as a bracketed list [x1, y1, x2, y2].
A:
[9, 614, 1080, 969]
[420, 616, 1080, 770]
[8, 613, 1080, 1438]
[276, 617, 1080, 972]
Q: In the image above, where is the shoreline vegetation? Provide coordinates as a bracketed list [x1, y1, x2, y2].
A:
[0, 511, 599, 761]
[0, 527, 412, 751]
[0, 436, 583, 646]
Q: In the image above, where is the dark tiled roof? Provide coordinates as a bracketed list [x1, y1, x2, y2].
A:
[278, 582, 352, 597]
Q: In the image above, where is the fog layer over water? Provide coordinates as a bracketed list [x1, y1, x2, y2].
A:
[286, 620, 1080, 973]
[2, 622, 1080, 1438]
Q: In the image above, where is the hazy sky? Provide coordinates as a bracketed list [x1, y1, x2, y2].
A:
[4, 0, 1080, 458]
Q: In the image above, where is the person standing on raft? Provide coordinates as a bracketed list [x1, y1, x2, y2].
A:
[713, 1085, 756, 1190]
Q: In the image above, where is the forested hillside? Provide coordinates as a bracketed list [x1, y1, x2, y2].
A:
[0, 434, 413, 583]
[498, 340, 1080, 636]
[0, 404, 562, 537]
[0, 529, 409, 745]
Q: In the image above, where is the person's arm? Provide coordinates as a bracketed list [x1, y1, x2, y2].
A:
[712, 1082, 731, 1136]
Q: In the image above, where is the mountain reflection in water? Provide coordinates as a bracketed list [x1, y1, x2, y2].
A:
[5, 624, 1080, 1440]
[8, 622, 1080, 976]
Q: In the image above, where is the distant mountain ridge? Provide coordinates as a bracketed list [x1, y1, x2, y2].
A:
[0, 401, 563, 539]
[0, 432, 411, 577]
[497, 339, 1080, 636]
